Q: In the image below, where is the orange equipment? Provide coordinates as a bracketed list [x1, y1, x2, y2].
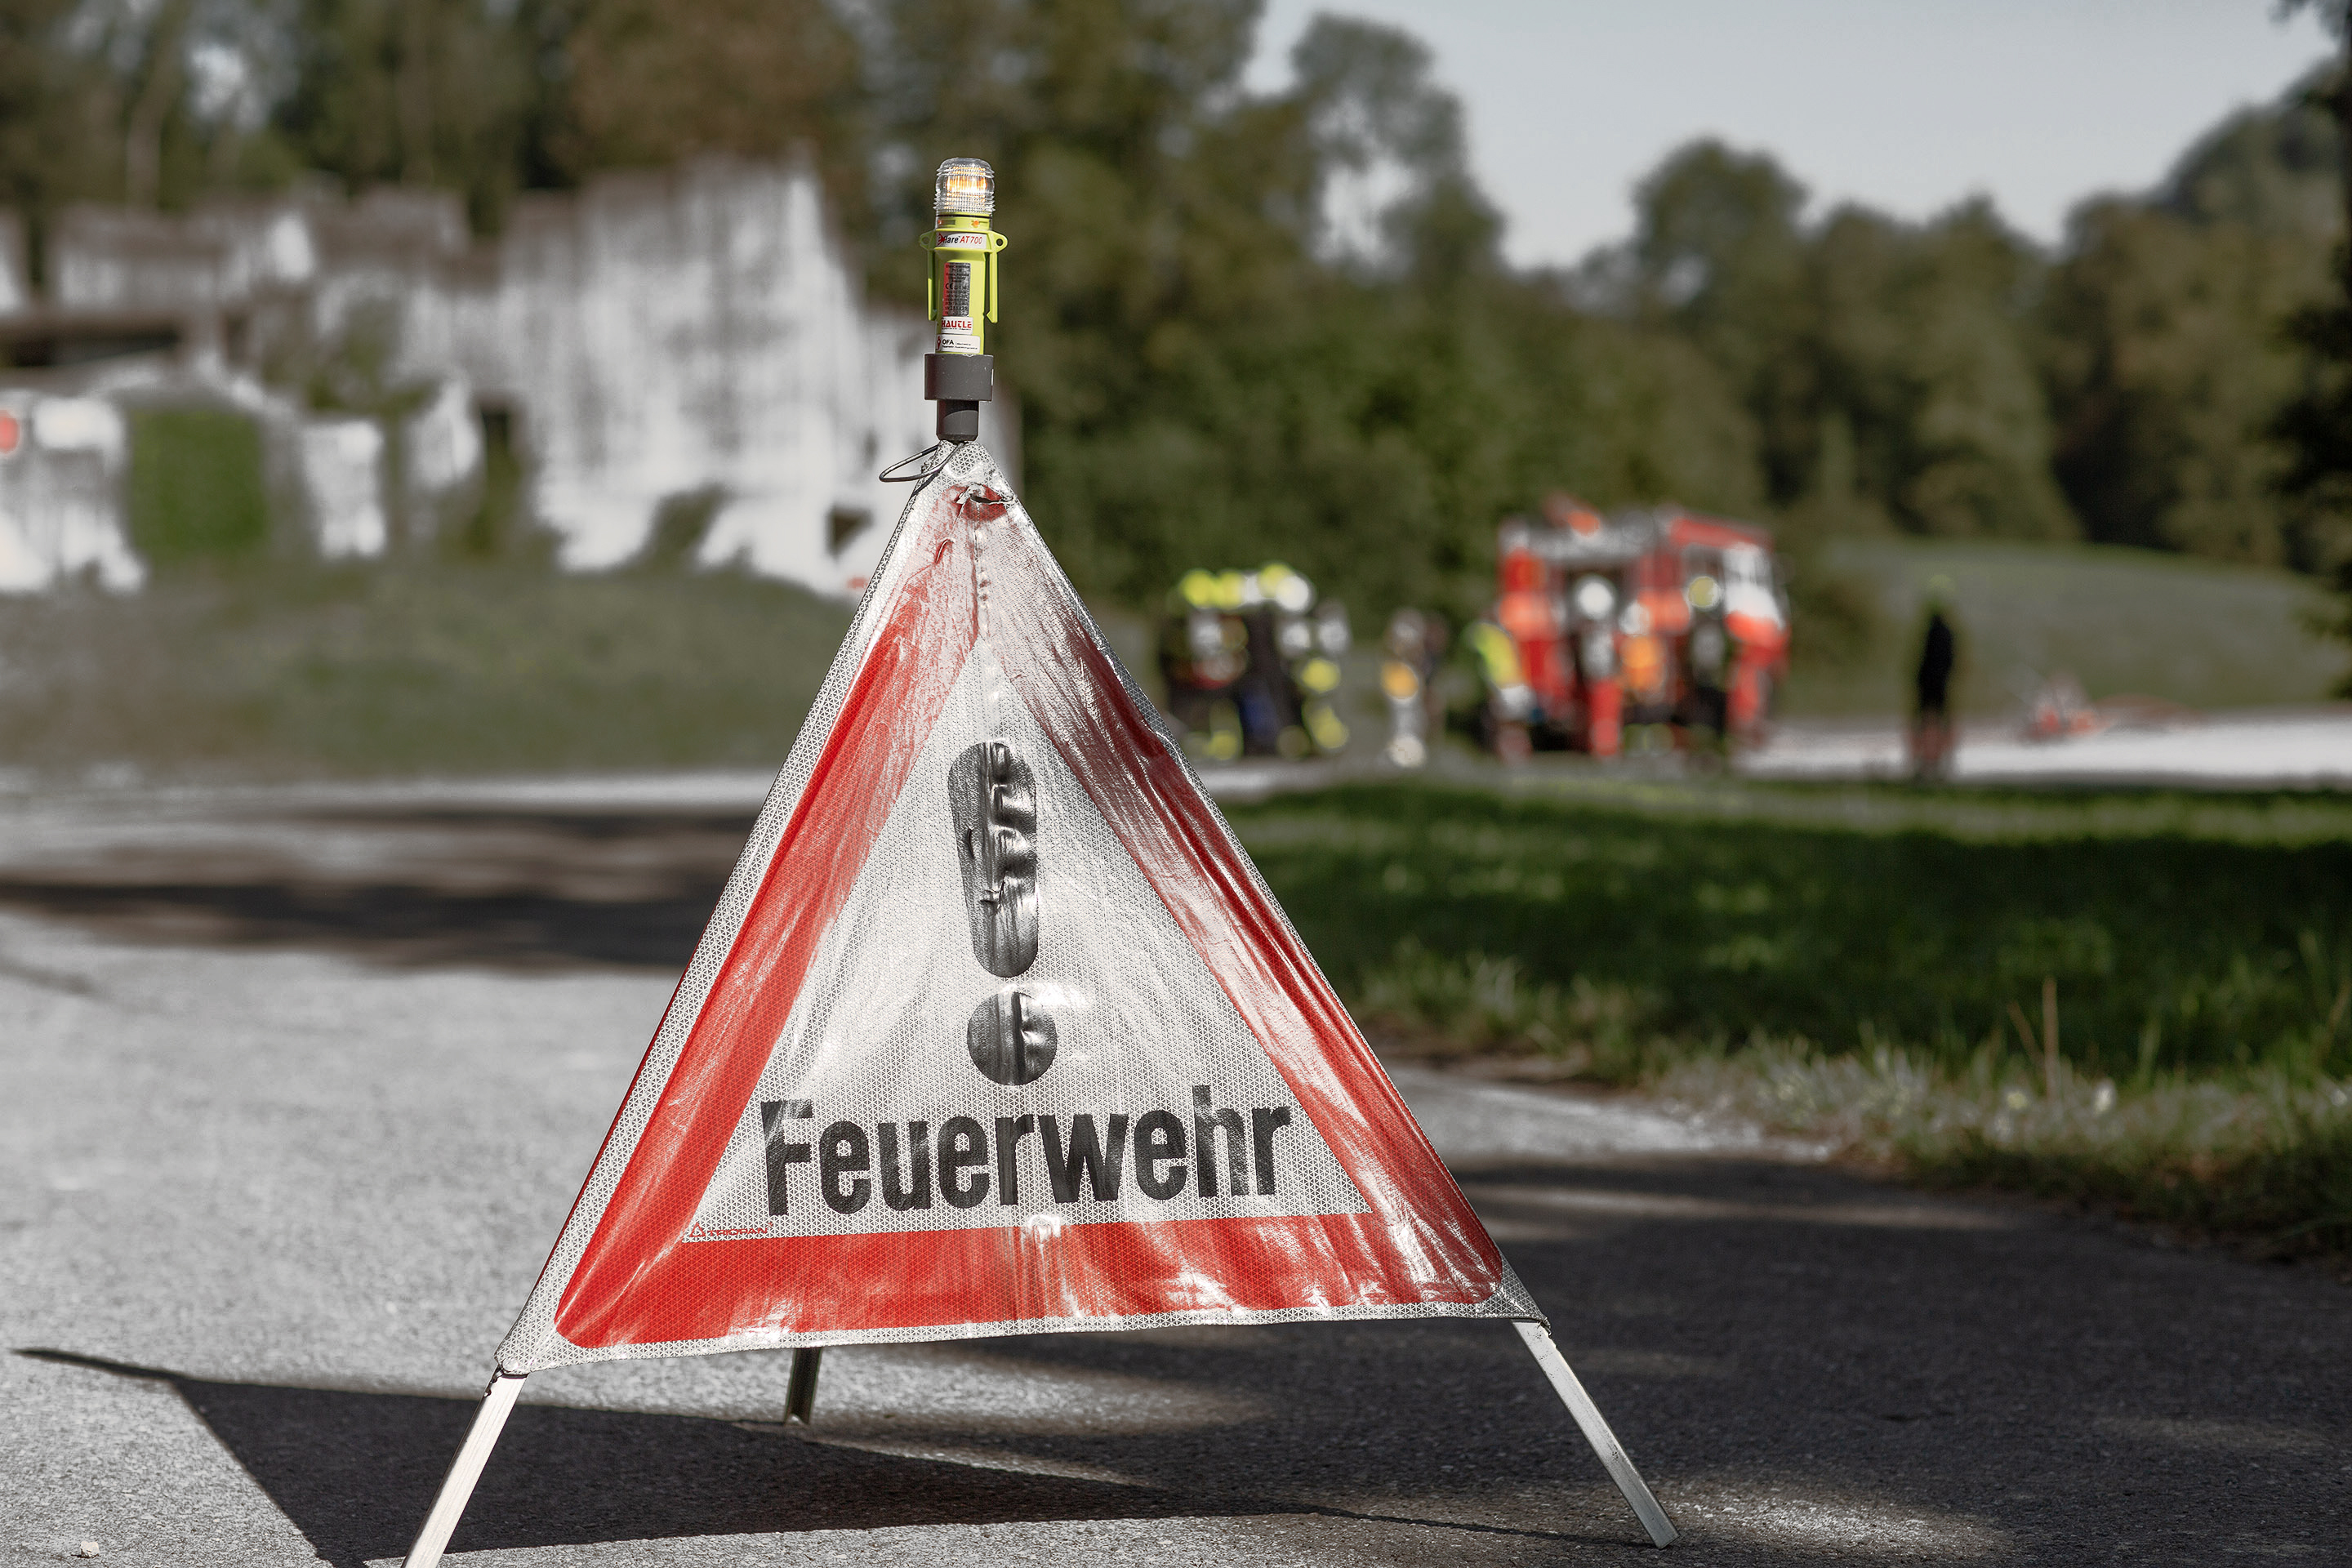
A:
[1657, 511, 1790, 744]
[1482, 497, 1789, 758]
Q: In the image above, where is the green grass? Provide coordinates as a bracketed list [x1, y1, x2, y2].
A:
[0, 564, 853, 777]
[1228, 777, 2352, 1250]
[1655, 1042, 2352, 1250]
[4, 555, 2345, 1245]
[127, 408, 273, 567]
[1783, 536, 2346, 715]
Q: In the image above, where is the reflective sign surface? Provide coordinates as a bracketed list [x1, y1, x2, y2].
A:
[497, 444, 1538, 1373]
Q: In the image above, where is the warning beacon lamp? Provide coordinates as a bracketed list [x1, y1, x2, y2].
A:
[923, 157, 1007, 444]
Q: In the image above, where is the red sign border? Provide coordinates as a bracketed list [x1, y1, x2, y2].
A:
[550, 486, 1503, 1350]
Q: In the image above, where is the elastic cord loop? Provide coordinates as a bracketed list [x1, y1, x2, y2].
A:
[880, 442, 952, 483]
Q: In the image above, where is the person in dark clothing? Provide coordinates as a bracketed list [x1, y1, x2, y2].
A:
[1911, 586, 1958, 779]
[1681, 594, 1732, 764]
[1234, 602, 1301, 755]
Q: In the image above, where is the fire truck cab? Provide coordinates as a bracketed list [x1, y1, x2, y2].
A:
[1487, 496, 1788, 757]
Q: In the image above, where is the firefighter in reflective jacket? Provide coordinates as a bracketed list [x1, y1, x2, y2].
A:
[1466, 617, 1533, 764]
[1159, 568, 1248, 760]
[1679, 573, 1731, 760]
[1160, 564, 1348, 761]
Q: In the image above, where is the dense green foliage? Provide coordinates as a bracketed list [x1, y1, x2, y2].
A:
[1584, 110, 2347, 572]
[2269, 6, 2352, 680]
[4, 2, 2351, 633]
[853, 2, 1764, 612]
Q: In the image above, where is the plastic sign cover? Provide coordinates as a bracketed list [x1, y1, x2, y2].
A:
[497, 445, 1539, 1372]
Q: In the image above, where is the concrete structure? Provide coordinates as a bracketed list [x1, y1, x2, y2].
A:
[0, 158, 1002, 596]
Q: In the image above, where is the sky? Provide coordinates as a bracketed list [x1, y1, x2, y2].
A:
[1245, 0, 2340, 270]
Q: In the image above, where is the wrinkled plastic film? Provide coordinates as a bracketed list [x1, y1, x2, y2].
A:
[497, 461, 969, 1373]
[497, 445, 1539, 1374]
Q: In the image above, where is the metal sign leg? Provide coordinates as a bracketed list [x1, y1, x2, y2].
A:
[403, 1370, 527, 1568]
[1515, 1321, 1677, 1547]
[786, 1348, 822, 1423]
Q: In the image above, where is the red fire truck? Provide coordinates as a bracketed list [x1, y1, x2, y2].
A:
[1485, 495, 1789, 757]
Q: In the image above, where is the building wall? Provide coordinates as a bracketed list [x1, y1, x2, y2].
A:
[1, 157, 1003, 599]
[0, 394, 144, 593]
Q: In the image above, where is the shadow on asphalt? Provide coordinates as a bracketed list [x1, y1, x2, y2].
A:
[18, 1138, 2352, 1563]
[16, 1348, 1616, 1567]
[17, 1349, 1245, 1565]
[0, 808, 756, 971]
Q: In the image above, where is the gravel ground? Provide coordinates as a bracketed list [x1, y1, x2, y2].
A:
[1, 782, 2345, 1566]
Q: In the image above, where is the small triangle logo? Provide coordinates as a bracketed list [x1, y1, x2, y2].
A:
[494, 444, 1535, 1369]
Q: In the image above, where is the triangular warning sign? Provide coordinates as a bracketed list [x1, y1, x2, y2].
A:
[404, 443, 1677, 1566]
[494, 443, 1537, 1371]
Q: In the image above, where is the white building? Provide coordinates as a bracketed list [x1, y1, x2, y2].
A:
[0, 157, 1008, 597]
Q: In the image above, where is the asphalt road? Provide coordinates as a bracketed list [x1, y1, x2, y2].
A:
[2, 780, 2346, 1566]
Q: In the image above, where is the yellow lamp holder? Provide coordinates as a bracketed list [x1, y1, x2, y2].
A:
[920, 158, 1009, 443]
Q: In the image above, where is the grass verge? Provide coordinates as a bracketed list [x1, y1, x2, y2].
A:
[1226, 777, 2352, 1255]
[1782, 536, 2345, 716]
[1655, 1043, 2352, 1253]
[0, 564, 853, 777]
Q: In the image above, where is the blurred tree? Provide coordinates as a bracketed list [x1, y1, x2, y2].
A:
[2164, 68, 2341, 233]
[2270, 0, 2352, 682]
[20, 0, 2341, 617]
[548, 0, 868, 226]
[3, 0, 286, 219]
[0, 0, 105, 278]
[2047, 198, 2328, 563]
[2036, 63, 2338, 568]
[1619, 141, 2072, 541]
[121, 0, 196, 207]
[1628, 140, 1810, 494]
[851, 7, 1766, 616]
[1286, 12, 1490, 280]
[271, 0, 537, 229]
[1815, 200, 2074, 541]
